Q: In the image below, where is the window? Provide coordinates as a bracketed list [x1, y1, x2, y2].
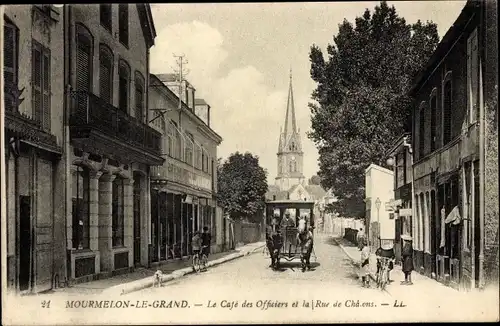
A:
[99, 45, 113, 104]
[171, 120, 182, 160]
[135, 72, 145, 122]
[443, 74, 452, 145]
[32, 40, 51, 131]
[76, 24, 93, 93]
[418, 102, 425, 158]
[72, 166, 90, 250]
[166, 124, 174, 157]
[430, 91, 437, 152]
[3, 18, 19, 112]
[467, 28, 479, 123]
[185, 132, 194, 165]
[112, 176, 125, 247]
[118, 59, 130, 113]
[396, 153, 405, 187]
[100, 4, 112, 31]
[118, 4, 129, 47]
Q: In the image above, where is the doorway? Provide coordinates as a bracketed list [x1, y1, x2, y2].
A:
[19, 195, 32, 292]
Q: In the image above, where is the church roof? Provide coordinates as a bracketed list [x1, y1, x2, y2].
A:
[304, 185, 327, 200]
[283, 69, 297, 138]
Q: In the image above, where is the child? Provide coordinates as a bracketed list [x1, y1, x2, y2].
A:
[359, 240, 371, 288]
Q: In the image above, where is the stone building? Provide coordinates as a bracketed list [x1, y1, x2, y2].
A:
[65, 4, 162, 283]
[148, 73, 223, 263]
[408, 0, 498, 291]
[4, 5, 66, 294]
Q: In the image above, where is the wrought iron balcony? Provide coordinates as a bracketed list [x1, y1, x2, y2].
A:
[151, 159, 213, 194]
[69, 91, 164, 165]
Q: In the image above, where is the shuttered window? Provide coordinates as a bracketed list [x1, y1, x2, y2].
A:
[118, 4, 129, 47]
[76, 29, 92, 92]
[32, 40, 51, 131]
[99, 45, 113, 104]
[443, 78, 452, 145]
[135, 72, 145, 122]
[100, 4, 112, 31]
[418, 102, 425, 158]
[3, 19, 19, 112]
[467, 28, 479, 123]
[430, 93, 437, 152]
[118, 60, 130, 113]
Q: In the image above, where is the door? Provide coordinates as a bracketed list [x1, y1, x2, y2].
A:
[133, 174, 141, 266]
[19, 195, 32, 292]
[150, 189, 159, 262]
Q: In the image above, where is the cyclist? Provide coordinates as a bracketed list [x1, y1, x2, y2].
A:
[191, 230, 202, 259]
[375, 242, 395, 284]
[201, 226, 212, 259]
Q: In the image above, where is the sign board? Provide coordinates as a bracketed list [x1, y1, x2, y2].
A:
[399, 208, 412, 217]
[385, 202, 394, 212]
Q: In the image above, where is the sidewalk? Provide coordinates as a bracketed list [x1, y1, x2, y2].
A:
[51, 241, 266, 296]
[333, 237, 461, 297]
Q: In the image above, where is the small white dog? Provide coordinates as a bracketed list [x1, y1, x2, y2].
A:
[153, 270, 163, 288]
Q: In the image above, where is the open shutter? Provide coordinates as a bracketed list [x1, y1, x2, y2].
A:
[99, 54, 112, 103]
[135, 85, 144, 121]
[42, 50, 51, 131]
[443, 80, 452, 144]
[469, 29, 479, 122]
[3, 22, 17, 111]
[32, 44, 43, 124]
[76, 41, 91, 92]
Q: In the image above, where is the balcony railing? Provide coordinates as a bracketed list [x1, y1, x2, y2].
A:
[70, 91, 161, 155]
[151, 159, 212, 192]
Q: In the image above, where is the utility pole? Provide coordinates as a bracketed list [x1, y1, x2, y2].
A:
[172, 54, 189, 128]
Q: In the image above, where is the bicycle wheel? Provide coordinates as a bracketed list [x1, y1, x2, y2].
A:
[192, 255, 201, 273]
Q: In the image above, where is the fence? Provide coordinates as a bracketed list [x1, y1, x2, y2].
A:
[234, 220, 263, 246]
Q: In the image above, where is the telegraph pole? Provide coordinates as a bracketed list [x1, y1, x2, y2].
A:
[172, 54, 189, 127]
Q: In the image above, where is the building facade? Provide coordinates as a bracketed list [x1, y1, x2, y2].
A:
[386, 133, 414, 264]
[364, 164, 395, 249]
[4, 5, 66, 294]
[65, 4, 162, 283]
[148, 73, 223, 264]
[275, 72, 305, 191]
[409, 0, 498, 290]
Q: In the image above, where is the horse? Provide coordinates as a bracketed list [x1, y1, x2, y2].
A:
[297, 226, 314, 272]
[266, 227, 283, 270]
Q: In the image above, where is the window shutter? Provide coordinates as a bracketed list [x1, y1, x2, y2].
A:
[419, 105, 425, 158]
[32, 44, 43, 124]
[430, 95, 437, 151]
[42, 50, 51, 130]
[3, 22, 17, 111]
[469, 29, 479, 122]
[443, 81, 452, 144]
[76, 42, 91, 92]
[135, 85, 143, 121]
[99, 53, 112, 103]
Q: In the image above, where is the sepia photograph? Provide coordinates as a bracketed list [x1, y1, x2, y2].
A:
[0, 1, 498, 324]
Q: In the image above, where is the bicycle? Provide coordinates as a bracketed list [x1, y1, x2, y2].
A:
[376, 257, 394, 291]
[192, 245, 209, 273]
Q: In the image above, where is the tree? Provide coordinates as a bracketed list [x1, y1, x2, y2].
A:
[308, 175, 321, 185]
[217, 152, 268, 223]
[308, 1, 439, 217]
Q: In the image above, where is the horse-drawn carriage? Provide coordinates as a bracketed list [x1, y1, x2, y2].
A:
[265, 200, 316, 271]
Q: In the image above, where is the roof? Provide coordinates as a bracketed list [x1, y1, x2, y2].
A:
[136, 4, 156, 48]
[304, 185, 327, 200]
[409, 0, 478, 96]
[195, 99, 209, 106]
[156, 73, 178, 83]
[387, 132, 411, 157]
[365, 163, 393, 175]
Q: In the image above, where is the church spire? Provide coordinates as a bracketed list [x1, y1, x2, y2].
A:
[283, 68, 297, 137]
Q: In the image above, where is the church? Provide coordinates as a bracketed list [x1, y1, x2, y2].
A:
[265, 71, 327, 204]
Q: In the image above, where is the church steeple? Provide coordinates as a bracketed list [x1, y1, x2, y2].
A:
[283, 68, 297, 137]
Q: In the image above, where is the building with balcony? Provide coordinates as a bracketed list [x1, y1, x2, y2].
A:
[364, 164, 395, 250]
[148, 73, 223, 264]
[4, 5, 66, 294]
[409, 0, 498, 291]
[65, 4, 162, 283]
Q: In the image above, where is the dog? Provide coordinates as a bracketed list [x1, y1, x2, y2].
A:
[153, 270, 163, 288]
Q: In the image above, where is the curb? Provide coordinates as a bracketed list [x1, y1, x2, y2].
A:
[332, 238, 391, 295]
[103, 243, 266, 296]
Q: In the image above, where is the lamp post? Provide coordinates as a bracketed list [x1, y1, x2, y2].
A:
[375, 197, 381, 247]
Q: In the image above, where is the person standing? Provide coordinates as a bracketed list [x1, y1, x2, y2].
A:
[201, 226, 212, 259]
[357, 227, 366, 251]
[359, 239, 371, 288]
[401, 234, 414, 285]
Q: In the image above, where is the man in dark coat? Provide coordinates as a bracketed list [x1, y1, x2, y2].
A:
[401, 234, 414, 285]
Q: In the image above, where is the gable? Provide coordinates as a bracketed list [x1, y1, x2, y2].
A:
[290, 184, 311, 200]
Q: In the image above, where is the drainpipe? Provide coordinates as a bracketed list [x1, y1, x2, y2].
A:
[478, 1, 486, 289]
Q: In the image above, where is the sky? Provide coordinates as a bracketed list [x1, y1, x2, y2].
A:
[149, 1, 467, 185]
